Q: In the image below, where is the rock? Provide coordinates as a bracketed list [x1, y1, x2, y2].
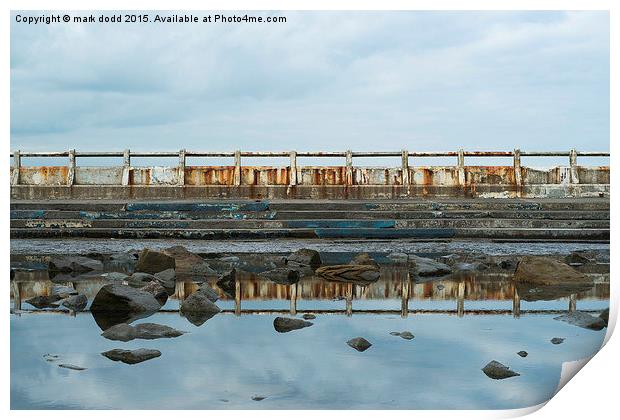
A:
[216, 269, 236, 297]
[90, 284, 162, 330]
[126, 272, 157, 288]
[551, 337, 565, 345]
[554, 311, 606, 331]
[399, 331, 414, 340]
[140, 281, 168, 306]
[316, 265, 380, 285]
[108, 252, 137, 271]
[387, 252, 408, 263]
[409, 255, 452, 278]
[49, 256, 103, 273]
[498, 259, 517, 270]
[51, 285, 78, 298]
[350, 253, 379, 267]
[102, 348, 161, 365]
[513, 256, 592, 286]
[389, 331, 401, 336]
[347, 337, 372, 352]
[273, 317, 313, 333]
[58, 364, 86, 371]
[260, 268, 300, 285]
[62, 294, 88, 312]
[599, 308, 609, 326]
[101, 323, 186, 341]
[481, 361, 520, 379]
[517, 351, 528, 357]
[252, 396, 266, 401]
[163, 246, 215, 277]
[180, 289, 221, 326]
[436, 284, 445, 291]
[302, 314, 316, 320]
[153, 268, 176, 290]
[198, 284, 220, 302]
[26, 295, 62, 309]
[565, 251, 595, 266]
[135, 249, 175, 274]
[101, 272, 130, 282]
[287, 249, 321, 270]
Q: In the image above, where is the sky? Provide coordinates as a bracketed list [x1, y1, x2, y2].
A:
[10, 11, 610, 166]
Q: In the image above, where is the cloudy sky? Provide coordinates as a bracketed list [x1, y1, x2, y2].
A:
[10, 11, 609, 165]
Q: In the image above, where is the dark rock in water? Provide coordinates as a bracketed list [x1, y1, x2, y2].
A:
[350, 253, 379, 268]
[481, 361, 520, 379]
[90, 284, 162, 330]
[436, 284, 445, 291]
[273, 317, 313, 333]
[108, 252, 137, 271]
[399, 331, 414, 340]
[517, 351, 528, 358]
[316, 264, 380, 285]
[408, 255, 451, 278]
[599, 308, 609, 326]
[140, 281, 168, 306]
[302, 314, 316, 320]
[49, 256, 103, 273]
[52, 285, 78, 298]
[347, 337, 372, 352]
[180, 289, 221, 326]
[515, 282, 593, 302]
[198, 284, 220, 302]
[62, 294, 88, 312]
[287, 248, 321, 270]
[135, 249, 175, 274]
[26, 295, 62, 309]
[389, 331, 401, 336]
[102, 348, 161, 365]
[58, 364, 86, 371]
[260, 268, 300, 285]
[554, 311, 606, 331]
[216, 269, 236, 297]
[498, 259, 516, 270]
[126, 272, 157, 288]
[252, 396, 266, 401]
[513, 256, 592, 286]
[102, 323, 186, 341]
[154, 268, 176, 291]
[551, 337, 565, 345]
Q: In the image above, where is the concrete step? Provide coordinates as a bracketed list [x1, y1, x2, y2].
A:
[10, 227, 609, 240]
[10, 198, 610, 212]
[10, 218, 610, 230]
[9, 209, 610, 221]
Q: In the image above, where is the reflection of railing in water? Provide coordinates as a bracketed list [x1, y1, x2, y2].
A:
[11, 273, 607, 318]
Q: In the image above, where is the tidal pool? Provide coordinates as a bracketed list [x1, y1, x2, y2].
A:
[10, 262, 609, 409]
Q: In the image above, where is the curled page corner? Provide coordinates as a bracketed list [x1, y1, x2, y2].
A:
[555, 355, 595, 396]
[602, 304, 615, 347]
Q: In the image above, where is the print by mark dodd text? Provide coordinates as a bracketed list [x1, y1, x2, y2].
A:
[14, 13, 288, 25]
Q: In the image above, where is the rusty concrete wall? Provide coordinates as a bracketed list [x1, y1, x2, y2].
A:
[10, 163, 610, 199]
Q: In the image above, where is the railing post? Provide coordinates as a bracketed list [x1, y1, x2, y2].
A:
[401, 150, 410, 186]
[233, 150, 241, 186]
[289, 150, 297, 186]
[289, 283, 297, 315]
[177, 149, 186, 186]
[513, 149, 522, 197]
[122, 149, 130, 186]
[457, 281, 465, 318]
[457, 149, 465, 186]
[512, 287, 521, 318]
[345, 150, 353, 185]
[67, 149, 76, 186]
[11, 150, 21, 186]
[569, 148, 579, 184]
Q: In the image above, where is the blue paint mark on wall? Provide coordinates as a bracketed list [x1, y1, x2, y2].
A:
[10, 210, 46, 219]
[286, 220, 395, 229]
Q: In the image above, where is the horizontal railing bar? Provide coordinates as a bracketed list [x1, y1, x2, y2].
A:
[10, 150, 610, 158]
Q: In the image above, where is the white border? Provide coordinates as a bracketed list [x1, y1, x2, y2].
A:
[3, 1, 617, 419]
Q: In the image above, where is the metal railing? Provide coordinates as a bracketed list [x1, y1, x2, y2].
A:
[9, 149, 610, 187]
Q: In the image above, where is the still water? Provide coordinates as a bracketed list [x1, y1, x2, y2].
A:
[11, 265, 609, 409]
